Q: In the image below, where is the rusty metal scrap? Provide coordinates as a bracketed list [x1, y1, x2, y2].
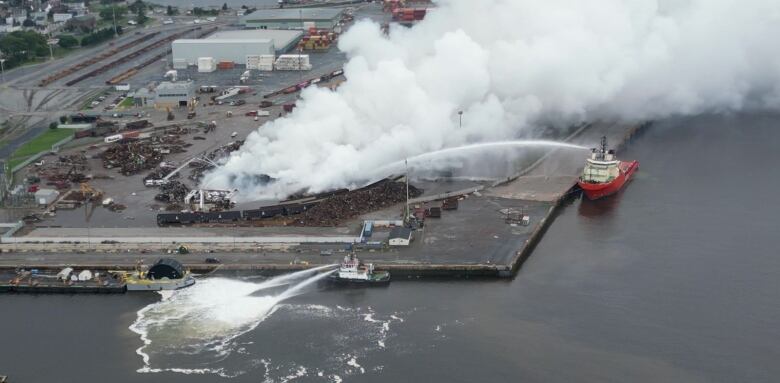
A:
[291, 181, 422, 226]
[154, 181, 189, 203]
[99, 129, 191, 175]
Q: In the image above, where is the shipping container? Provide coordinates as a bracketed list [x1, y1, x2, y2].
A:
[74, 129, 95, 139]
[217, 61, 235, 70]
[198, 57, 216, 73]
[70, 114, 99, 123]
[363, 221, 374, 237]
[124, 119, 149, 129]
[442, 198, 459, 210]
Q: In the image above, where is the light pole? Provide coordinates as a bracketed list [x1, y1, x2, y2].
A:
[47, 37, 55, 61]
[0, 59, 5, 84]
[112, 4, 118, 37]
[458, 110, 463, 128]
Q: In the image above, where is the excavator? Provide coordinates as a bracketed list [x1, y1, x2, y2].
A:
[187, 97, 198, 119]
[80, 182, 103, 222]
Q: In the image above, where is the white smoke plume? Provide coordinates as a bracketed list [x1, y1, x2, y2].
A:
[203, 0, 780, 199]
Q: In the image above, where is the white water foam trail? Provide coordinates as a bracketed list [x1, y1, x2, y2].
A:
[129, 266, 336, 377]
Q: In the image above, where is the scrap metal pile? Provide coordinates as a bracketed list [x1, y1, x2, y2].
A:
[154, 180, 189, 204]
[291, 181, 422, 226]
[35, 153, 91, 189]
[101, 135, 189, 176]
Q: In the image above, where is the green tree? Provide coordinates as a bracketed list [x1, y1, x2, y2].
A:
[99, 6, 127, 21]
[135, 6, 148, 24]
[80, 26, 121, 46]
[57, 34, 78, 48]
[22, 18, 35, 27]
[166, 5, 177, 16]
[128, 0, 146, 14]
[0, 30, 49, 68]
[49, 122, 58, 130]
[222, 2, 227, 11]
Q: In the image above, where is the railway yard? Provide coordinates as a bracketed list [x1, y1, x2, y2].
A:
[0, 1, 644, 278]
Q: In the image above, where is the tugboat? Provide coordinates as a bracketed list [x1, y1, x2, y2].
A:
[578, 136, 639, 200]
[113, 258, 196, 291]
[328, 253, 390, 286]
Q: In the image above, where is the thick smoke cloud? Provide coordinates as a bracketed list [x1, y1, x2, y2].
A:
[203, 0, 780, 199]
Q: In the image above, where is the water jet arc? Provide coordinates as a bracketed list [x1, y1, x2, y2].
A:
[376, 140, 588, 175]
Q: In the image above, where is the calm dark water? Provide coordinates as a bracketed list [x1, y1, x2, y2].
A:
[2, 113, 779, 382]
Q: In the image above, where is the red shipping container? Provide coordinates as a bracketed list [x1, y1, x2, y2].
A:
[217, 61, 235, 70]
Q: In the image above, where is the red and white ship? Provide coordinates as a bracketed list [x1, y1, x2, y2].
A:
[577, 136, 639, 200]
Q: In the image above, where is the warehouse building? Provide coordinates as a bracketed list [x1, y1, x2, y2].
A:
[388, 227, 413, 246]
[171, 29, 303, 65]
[154, 81, 195, 109]
[240, 8, 344, 30]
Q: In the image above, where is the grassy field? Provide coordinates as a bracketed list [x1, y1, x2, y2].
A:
[117, 96, 134, 109]
[8, 128, 74, 170]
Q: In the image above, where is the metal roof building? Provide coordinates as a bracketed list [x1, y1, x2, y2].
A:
[388, 227, 413, 246]
[171, 29, 303, 65]
[240, 8, 344, 30]
[154, 80, 195, 109]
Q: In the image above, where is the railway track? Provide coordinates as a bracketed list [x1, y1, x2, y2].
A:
[104, 27, 218, 86]
[38, 32, 161, 87]
[65, 27, 206, 87]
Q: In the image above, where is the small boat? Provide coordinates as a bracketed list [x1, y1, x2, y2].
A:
[113, 258, 196, 291]
[578, 136, 639, 200]
[328, 253, 390, 286]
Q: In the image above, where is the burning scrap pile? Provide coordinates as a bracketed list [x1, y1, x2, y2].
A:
[154, 180, 189, 203]
[101, 136, 188, 176]
[189, 141, 244, 183]
[293, 181, 422, 226]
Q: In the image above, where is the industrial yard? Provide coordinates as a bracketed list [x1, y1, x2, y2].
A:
[0, 0, 641, 278]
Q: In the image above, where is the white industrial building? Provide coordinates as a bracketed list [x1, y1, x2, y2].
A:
[154, 81, 195, 108]
[35, 189, 59, 206]
[240, 8, 344, 30]
[388, 228, 413, 246]
[171, 29, 303, 66]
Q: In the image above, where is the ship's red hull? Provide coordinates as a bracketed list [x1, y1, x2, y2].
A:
[578, 160, 639, 200]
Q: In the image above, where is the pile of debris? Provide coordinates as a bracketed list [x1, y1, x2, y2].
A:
[35, 152, 91, 189]
[292, 181, 422, 226]
[207, 140, 243, 160]
[154, 181, 189, 203]
[101, 136, 188, 176]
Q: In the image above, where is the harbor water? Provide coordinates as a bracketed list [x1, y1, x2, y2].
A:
[1, 113, 779, 382]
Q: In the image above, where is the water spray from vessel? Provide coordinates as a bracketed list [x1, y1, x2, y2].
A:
[130, 266, 338, 376]
[372, 140, 588, 176]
